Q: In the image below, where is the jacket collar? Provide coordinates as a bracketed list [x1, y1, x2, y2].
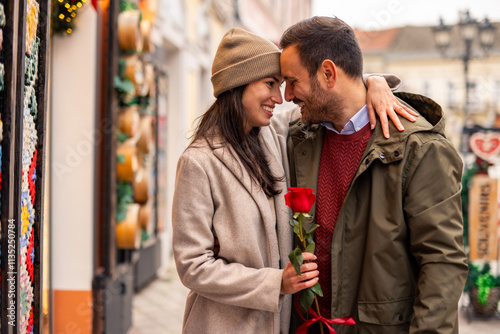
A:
[290, 92, 445, 166]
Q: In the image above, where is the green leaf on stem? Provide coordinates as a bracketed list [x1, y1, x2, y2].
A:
[311, 282, 323, 297]
[294, 225, 301, 237]
[289, 247, 303, 275]
[305, 233, 314, 246]
[307, 224, 320, 234]
[290, 219, 300, 236]
[299, 287, 315, 316]
[304, 242, 315, 254]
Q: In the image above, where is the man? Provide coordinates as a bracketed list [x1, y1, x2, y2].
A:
[279, 16, 468, 333]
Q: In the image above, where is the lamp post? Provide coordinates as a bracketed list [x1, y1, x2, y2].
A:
[433, 10, 496, 151]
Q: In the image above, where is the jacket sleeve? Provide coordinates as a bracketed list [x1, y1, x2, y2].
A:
[172, 152, 283, 313]
[403, 135, 468, 333]
[362, 73, 401, 91]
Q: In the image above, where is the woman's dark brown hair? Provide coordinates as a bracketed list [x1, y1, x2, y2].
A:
[192, 85, 282, 197]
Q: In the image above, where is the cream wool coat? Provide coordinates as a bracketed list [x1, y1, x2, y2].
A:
[172, 122, 293, 334]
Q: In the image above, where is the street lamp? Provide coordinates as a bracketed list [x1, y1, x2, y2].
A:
[479, 18, 496, 52]
[433, 10, 497, 151]
[433, 18, 451, 53]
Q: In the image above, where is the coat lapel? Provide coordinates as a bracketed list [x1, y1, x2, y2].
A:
[259, 129, 293, 269]
[212, 131, 284, 267]
[212, 140, 274, 229]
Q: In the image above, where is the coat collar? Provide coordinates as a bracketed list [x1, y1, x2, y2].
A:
[209, 129, 285, 195]
[212, 139, 260, 198]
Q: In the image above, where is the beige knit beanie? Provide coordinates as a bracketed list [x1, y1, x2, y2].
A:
[211, 28, 281, 97]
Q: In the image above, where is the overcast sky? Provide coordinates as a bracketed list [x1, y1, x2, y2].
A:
[312, 0, 500, 31]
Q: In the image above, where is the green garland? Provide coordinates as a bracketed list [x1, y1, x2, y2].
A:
[51, 0, 88, 35]
[120, 0, 140, 14]
[116, 180, 134, 222]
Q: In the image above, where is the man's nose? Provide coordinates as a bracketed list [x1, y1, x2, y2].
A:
[284, 85, 294, 102]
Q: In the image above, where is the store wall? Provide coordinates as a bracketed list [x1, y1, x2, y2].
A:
[50, 5, 97, 333]
[153, 0, 216, 275]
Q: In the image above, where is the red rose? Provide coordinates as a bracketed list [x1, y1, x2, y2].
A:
[285, 187, 315, 213]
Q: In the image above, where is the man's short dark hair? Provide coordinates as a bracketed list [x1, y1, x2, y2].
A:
[279, 16, 363, 79]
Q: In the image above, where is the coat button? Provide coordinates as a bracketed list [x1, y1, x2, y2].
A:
[394, 150, 400, 157]
[380, 153, 385, 160]
[398, 313, 403, 321]
[302, 151, 307, 156]
[365, 158, 370, 164]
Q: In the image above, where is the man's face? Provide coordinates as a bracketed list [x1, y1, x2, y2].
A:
[280, 45, 340, 125]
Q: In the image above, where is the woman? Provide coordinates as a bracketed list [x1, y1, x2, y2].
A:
[172, 28, 411, 333]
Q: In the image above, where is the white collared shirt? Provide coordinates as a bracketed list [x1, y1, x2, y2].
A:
[321, 105, 369, 135]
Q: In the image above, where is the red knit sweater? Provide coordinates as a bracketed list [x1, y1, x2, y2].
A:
[315, 123, 372, 319]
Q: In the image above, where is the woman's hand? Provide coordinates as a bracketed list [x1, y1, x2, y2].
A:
[366, 75, 419, 139]
[281, 252, 319, 295]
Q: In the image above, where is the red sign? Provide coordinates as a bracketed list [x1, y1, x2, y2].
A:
[469, 132, 500, 163]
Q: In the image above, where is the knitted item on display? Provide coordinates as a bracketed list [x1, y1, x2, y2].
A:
[211, 28, 281, 97]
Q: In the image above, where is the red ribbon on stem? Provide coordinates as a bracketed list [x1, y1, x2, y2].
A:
[294, 294, 355, 334]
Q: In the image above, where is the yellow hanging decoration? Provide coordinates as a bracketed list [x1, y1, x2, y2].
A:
[51, 0, 87, 35]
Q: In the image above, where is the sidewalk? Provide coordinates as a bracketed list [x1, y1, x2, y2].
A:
[129, 261, 500, 333]
[128, 261, 189, 334]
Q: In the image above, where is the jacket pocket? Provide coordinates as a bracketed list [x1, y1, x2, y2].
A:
[357, 297, 414, 325]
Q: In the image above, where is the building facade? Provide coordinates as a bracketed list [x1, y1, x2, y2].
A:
[355, 22, 500, 150]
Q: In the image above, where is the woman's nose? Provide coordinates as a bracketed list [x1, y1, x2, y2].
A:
[272, 90, 283, 104]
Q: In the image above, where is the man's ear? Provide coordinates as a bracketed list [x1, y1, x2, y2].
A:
[318, 59, 337, 88]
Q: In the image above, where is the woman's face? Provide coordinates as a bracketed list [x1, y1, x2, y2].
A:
[241, 75, 284, 134]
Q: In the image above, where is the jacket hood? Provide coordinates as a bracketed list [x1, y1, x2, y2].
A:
[394, 92, 444, 134]
[368, 92, 446, 153]
[344, 92, 448, 171]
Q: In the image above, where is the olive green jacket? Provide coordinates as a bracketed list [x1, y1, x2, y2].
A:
[287, 92, 468, 333]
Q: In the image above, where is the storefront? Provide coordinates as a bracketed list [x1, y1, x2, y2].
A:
[0, 0, 51, 331]
[91, 0, 163, 331]
[0, 0, 165, 332]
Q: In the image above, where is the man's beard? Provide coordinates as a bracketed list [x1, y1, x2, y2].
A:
[301, 76, 343, 125]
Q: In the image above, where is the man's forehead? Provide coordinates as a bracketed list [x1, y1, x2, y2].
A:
[280, 45, 298, 61]
[280, 49, 297, 74]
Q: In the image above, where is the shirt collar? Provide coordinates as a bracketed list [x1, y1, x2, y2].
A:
[321, 105, 369, 135]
